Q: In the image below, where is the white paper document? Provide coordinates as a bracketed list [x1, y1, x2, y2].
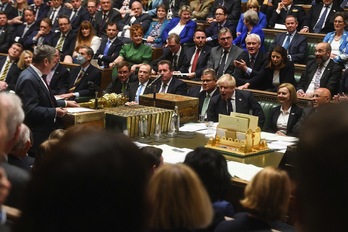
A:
[227, 161, 262, 181]
[66, 107, 96, 113]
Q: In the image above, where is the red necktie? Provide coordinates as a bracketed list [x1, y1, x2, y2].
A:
[191, 48, 200, 73]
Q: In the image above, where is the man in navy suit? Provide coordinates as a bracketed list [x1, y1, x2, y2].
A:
[95, 0, 122, 37]
[205, 6, 235, 46]
[31, 0, 50, 21]
[0, 0, 16, 20]
[0, 12, 15, 53]
[300, 0, 343, 34]
[268, 0, 306, 29]
[15, 45, 78, 156]
[14, 9, 39, 50]
[126, 63, 153, 103]
[46, 49, 69, 95]
[207, 0, 241, 27]
[155, 60, 187, 96]
[207, 74, 265, 128]
[24, 17, 55, 50]
[179, 29, 211, 81]
[271, 15, 307, 64]
[69, 0, 89, 31]
[105, 61, 137, 94]
[188, 68, 220, 118]
[0, 43, 23, 91]
[50, 15, 77, 61]
[95, 22, 124, 68]
[233, 33, 266, 88]
[46, 0, 71, 31]
[58, 46, 101, 99]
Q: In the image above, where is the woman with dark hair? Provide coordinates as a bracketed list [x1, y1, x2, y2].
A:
[233, 9, 264, 51]
[162, 5, 197, 44]
[215, 167, 295, 232]
[238, 45, 295, 91]
[323, 12, 348, 69]
[14, 129, 150, 232]
[144, 4, 170, 46]
[266, 83, 303, 136]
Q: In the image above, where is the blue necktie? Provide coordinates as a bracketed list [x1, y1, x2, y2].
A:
[103, 40, 111, 56]
[314, 6, 329, 33]
[135, 84, 143, 103]
[283, 34, 291, 50]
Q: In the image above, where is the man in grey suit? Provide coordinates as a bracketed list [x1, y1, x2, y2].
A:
[207, 27, 246, 79]
[271, 15, 307, 64]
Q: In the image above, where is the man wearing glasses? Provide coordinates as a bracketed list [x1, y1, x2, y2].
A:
[207, 27, 245, 79]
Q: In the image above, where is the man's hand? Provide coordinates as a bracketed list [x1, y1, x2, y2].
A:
[0, 81, 8, 91]
[237, 83, 250, 90]
[300, 27, 309, 33]
[56, 107, 68, 117]
[66, 101, 79, 107]
[187, 73, 196, 79]
[234, 59, 247, 72]
[57, 93, 75, 100]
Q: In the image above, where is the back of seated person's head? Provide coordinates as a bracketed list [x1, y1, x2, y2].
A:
[184, 147, 231, 202]
[147, 163, 213, 231]
[14, 130, 149, 232]
[240, 166, 291, 222]
[34, 139, 60, 171]
[296, 102, 348, 232]
[140, 146, 163, 172]
[48, 129, 66, 140]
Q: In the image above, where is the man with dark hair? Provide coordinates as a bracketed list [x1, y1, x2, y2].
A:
[59, 46, 101, 99]
[50, 14, 77, 61]
[15, 45, 78, 156]
[46, 0, 72, 31]
[105, 61, 136, 94]
[46, 48, 69, 95]
[154, 60, 187, 95]
[205, 6, 235, 46]
[0, 11, 15, 53]
[180, 29, 211, 81]
[268, 0, 306, 29]
[0, 0, 16, 20]
[69, 0, 89, 30]
[0, 43, 23, 91]
[31, 0, 50, 21]
[25, 17, 55, 49]
[95, 22, 124, 68]
[14, 8, 39, 49]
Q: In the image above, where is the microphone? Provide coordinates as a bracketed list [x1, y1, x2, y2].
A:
[88, 81, 105, 94]
[147, 74, 163, 88]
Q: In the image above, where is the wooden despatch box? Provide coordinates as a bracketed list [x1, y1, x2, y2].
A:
[62, 109, 105, 128]
[104, 105, 173, 138]
[139, 93, 199, 123]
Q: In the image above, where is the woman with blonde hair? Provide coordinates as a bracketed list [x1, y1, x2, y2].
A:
[147, 163, 213, 232]
[17, 50, 33, 70]
[215, 167, 295, 232]
[266, 83, 303, 136]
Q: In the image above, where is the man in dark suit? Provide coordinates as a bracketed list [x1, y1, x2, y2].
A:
[15, 45, 77, 156]
[205, 6, 235, 47]
[188, 68, 220, 118]
[24, 17, 55, 50]
[155, 60, 187, 96]
[69, 0, 90, 31]
[87, 0, 98, 29]
[126, 63, 153, 103]
[0, 43, 23, 91]
[14, 9, 39, 50]
[207, 0, 241, 27]
[152, 33, 186, 73]
[271, 15, 307, 64]
[46, 49, 69, 95]
[0, 0, 16, 20]
[207, 27, 246, 78]
[300, 0, 343, 34]
[31, 0, 50, 21]
[95, 22, 124, 68]
[105, 61, 137, 94]
[207, 74, 265, 128]
[0, 12, 15, 53]
[268, 0, 306, 29]
[46, 0, 71, 31]
[297, 42, 342, 97]
[117, 1, 152, 41]
[59, 46, 101, 99]
[179, 29, 211, 81]
[50, 15, 77, 61]
[95, 0, 122, 37]
[233, 33, 266, 89]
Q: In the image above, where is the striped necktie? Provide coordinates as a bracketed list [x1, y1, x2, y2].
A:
[0, 60, 11, 81]
[69, 68, 85, 92]
[56, 34, 65, 51]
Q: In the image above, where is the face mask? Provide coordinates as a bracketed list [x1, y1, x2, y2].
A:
[76, 53, 87, 65]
